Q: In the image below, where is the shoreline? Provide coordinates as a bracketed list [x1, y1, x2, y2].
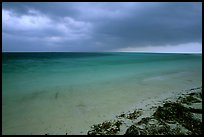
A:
[2, 86, 202, 135]
[2, 52, 202, 135]
[87, 86, 202, 135]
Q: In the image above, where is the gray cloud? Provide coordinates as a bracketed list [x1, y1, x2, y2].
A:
[2, 2, 202, 52]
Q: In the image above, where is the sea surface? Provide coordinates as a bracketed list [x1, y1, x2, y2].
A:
[2, 52, 202, 135]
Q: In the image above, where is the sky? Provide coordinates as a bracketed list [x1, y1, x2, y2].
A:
[2, 2, 202, 53]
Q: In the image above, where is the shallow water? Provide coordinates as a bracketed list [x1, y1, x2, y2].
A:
[2, 52, 202, 135]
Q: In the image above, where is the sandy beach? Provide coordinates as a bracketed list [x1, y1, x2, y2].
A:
[2, 53, 202, 135]
[87, 86, 202, 135]
[2, 1, 202, 135]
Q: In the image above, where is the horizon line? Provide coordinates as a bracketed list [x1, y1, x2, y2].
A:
[2, 51, 202, 54]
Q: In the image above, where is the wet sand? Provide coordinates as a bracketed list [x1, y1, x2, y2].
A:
[2, 53, 202, 135]
[87, 87, 202, 135]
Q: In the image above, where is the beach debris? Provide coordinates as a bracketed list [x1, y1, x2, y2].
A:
[124, 125, 140, 135]
[87, 120, 122, 135]
[153, 102, 202, 135]
[178, 95, 201, 105]
[126, 110, 142, 120]
[116, 110, 142, 120]
[189, 87, 202, 91]
[87, 87, 202, 135]
[125, 117, 171, 135]
[116, 113, 125, 118]
[125, 100, 202, 135]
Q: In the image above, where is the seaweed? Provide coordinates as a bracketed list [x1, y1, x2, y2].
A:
[88, 88, 202, 135]
[126, 110, 142, 120]
[87, 120, 122, 135]
[179, 95, 201, 105]
[124, 125, 140, 135]
[153, 102, 202, 135]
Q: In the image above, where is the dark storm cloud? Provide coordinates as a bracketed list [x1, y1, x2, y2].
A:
[92, 2, 202, 49]
[2, 2, 202, 52]
[2, 2, 78, 18]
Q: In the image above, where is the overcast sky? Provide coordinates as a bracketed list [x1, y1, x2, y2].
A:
[2, 2, 202, 53]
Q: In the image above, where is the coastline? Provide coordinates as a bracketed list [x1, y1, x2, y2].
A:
[2, 52, 202, 135]
[87, 86, 202, 135]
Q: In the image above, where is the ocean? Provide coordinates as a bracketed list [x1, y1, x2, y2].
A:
[2, 52, 202, 135]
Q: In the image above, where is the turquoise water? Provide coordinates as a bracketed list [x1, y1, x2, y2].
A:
[2, 52, 202, 134]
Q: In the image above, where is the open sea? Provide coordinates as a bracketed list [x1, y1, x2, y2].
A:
[2, 52, 202, 135]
